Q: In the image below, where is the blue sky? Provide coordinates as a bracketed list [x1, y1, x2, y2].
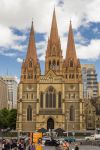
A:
[0, 0, 100, 81]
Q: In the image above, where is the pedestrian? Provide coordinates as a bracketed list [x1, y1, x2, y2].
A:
[75, 144, 79, 150]
[18, 139, 25, 150]
[11, 139, 18, 150]
[2, 140, 6, 150]
[28, 142, 36, 150]
[63, 141, 69, 150]
[4, 139, 11, 150]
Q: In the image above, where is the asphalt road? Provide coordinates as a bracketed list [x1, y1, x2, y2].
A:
[43, 145, 100, 150]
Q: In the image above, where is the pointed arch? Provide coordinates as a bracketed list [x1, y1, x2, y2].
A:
[40, 92, 43, 108]
[27, 105, 32, 121]
[29, 60, 32, 68]
[45, 86, 56, 108]
[70, 60, 74, 67]
[70, 105, 75, 121]
[49, 60, 51, 69]
[58, 92, 62, 108]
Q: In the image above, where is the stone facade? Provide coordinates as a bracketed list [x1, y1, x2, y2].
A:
[85, 97, 100, 130]
[16, 9, 85, 132]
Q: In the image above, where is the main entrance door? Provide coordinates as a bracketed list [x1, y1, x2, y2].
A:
[47, 118, 54, 130]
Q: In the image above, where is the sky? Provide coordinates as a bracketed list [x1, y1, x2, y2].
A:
[0, 0, 100, 81]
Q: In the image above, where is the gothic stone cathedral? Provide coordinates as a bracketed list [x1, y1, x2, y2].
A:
[16, 9, 85, 132]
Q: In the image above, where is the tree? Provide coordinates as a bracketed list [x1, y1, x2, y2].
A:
[0, 108, 9, 129]
[8, 109, 17, 129]
[0, 108, 17, 129]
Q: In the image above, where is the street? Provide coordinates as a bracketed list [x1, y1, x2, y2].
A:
[42, 145, 100, 150]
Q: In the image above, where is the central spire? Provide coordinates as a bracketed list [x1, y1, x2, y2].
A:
[50, 8, 59, 43]
[26, 21, 38, 63]
[66, 21, 77, 65]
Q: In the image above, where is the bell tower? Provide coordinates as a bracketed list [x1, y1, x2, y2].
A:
[63, 21, 82, 83]
[21, 21, 40, 83]
[45, 8, 63, 75]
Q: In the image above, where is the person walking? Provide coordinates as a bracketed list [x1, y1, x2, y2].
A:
[28, 142, 36, 150]
[18, 139, 25, 150]
[4, 139, 11, 150]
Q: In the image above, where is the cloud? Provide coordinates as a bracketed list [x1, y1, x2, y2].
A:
[0, 0, 100, 61]
[0, 24, 27, 55]
[76, 39, 100, 59]
[17, 57, 23, 63]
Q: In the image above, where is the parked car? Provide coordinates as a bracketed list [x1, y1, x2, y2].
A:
[85, 135, 95, 141]
[64, 137, 76, 143]
[85, 134, 100, 141]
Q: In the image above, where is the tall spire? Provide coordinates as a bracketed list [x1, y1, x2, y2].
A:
[50, 8, 59, 43]
[66, 21, 77, 64]
[26, 21, 38, 63]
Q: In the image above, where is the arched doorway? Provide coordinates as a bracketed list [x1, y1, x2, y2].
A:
[47, 118, 54, 130]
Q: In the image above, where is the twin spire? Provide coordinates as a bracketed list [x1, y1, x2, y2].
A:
[26, 9, 78, 64]
[66, 21, 77, 64]
[26, 21, 38, 64]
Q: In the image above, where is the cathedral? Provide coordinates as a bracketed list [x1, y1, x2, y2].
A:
[16, 9, 85, 132]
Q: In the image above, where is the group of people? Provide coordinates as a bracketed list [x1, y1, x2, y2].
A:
[1, 139, 26, 150]
[1, 138, 79, 150]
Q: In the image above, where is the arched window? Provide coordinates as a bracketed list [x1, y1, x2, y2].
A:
[52, 60, 56, 69]
[31, 93, 33, 99]
[57, 61, 59, 66]
[29, 60, 32, 68]
[70, 106, 75, 121]
[72, 74, 74, 79]
[40, 92, 43, 108]
[49, 61, 51, 69]
[69, 74, 71, 79]
[46, 93, 48, 107]
[58, 92, 61, 108]
[45, 87, 56, 108]
[76, 74, 78, 79]
[24, 75, 26, 79]
[26, 93, 28, 99]
[70, 60, 73, 67]
[53, 93, 56, 108]
[28, 73, 33, 79]
[27, 105, 32, 121]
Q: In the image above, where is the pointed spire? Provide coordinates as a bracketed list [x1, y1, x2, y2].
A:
[26, 20, 38, 63]
[50, 8, 59, 43]
[66, 21, 77, 64]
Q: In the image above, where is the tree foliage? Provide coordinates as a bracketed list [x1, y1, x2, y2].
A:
[0, 108, 17, 129]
